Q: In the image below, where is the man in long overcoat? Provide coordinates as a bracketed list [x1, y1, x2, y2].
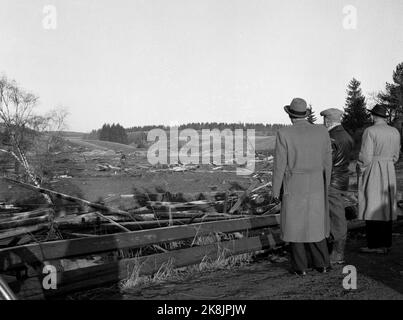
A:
[358, 104, 400, 253]
[320, 108, 354, 264]
[273, 98, 332, 275]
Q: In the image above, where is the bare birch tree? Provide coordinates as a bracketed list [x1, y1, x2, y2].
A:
[0, 75, 44, 188]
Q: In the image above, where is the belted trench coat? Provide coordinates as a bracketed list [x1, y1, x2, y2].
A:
[358, 123, 401, 221]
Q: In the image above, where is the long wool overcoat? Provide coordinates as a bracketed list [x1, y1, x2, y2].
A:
[358, 123, 401, 221]
[272, 120, 332, 243]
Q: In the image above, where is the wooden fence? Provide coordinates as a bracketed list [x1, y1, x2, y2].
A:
[0, 214, 282, 300]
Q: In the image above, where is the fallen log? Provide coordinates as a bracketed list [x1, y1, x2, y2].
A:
[0, 215, 50, 231]
[3, 178, 143, 221]
[0, 223, 49, 240]
[93, 212, 130, 232]
[0, 209, 53, 223]
[106, 190, 245, 202]
[147, 200, 212, 211]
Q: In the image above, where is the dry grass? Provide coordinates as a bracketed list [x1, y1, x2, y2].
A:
[119, 232, 254, 291]
[120, 257, 182, 290]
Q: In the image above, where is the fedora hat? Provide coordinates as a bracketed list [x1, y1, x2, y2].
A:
[369, 104, 388, 118]
[284, 98, 309, 118]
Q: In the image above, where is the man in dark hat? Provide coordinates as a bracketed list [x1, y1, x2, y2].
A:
[320, 108, 354, 264]
[273, 98, 332, 275]
[358, 104, 400, 253]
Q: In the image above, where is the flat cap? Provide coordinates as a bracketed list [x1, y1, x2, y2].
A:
[320, 108, 344, 122]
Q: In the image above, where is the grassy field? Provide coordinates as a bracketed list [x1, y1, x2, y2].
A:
[1, 133, 273, 203]
[66, 138, 139, 153]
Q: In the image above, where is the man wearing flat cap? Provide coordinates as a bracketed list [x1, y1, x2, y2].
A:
[273, 98, 332, 275]
[358, 104, 400, 254]
[320, 108, 354, 264]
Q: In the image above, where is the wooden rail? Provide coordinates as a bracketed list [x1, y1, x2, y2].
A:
[5, 214, 397, 300]
[0, 214, 280, 272]
[0, 214, 280, 299]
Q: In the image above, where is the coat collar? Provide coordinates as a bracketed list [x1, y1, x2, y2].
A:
[292, 119, 310, 126]
[329, 124, 344, 133]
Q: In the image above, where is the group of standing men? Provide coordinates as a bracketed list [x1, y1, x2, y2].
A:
[272, 98, 401, 275]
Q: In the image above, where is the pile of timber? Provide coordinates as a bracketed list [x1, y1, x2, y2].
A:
[0, 178, 277, 248]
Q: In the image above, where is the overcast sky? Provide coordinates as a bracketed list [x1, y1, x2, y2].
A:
[1, 0, 403, 132]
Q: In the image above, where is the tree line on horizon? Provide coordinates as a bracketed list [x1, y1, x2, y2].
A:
[87, 123, 128, 144]
[85, 122, 289, 145]
[126, 122, 288, 134]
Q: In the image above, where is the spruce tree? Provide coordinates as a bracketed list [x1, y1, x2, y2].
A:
[307, 104, 317, 124]
[378, 62, 403, 122]
[341, 78, 371, 134]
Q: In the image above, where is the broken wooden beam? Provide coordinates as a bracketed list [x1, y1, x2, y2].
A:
[0, 208, 53, 223]
[0, 223, 49, 240]
[0, 215, 50, 231]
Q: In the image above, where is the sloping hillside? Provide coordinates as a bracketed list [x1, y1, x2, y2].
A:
[66, 138, 138, 153]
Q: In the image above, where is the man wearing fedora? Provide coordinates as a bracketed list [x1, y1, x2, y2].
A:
[273, 98, 332, 275]
[320, 108, 354, 264]
[358, 104, 400, 253]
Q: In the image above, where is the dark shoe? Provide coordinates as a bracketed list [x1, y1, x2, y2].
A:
[359, 247, 388, 254]
[291, 270, 307, 276]
[315, 266, 331, 273]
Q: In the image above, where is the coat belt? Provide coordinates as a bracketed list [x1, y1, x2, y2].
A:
[372, 156, 393, 161]
[286, 168, 323, 174]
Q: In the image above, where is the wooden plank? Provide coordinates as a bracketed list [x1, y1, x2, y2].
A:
[0, 215, 50, 231]
[13, 231, 282, 299]
[93, 212, 131, 232]
[0, 214, 280, 272]
[147, 201, 213, 211]
[0, 209, 52, 223]
[0, 274, 18, 300]
[154, 211, 207, 219]
[52, 216, 248, 234]
[0, 223, 49, 240]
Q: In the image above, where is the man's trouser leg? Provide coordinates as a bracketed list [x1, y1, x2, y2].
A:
[328, 187, 347, 261]
[289, 242, 308, 272]
[365, 220, 393, 249]
[290, 240, 329, 271]
[306, 239, 330, 268]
